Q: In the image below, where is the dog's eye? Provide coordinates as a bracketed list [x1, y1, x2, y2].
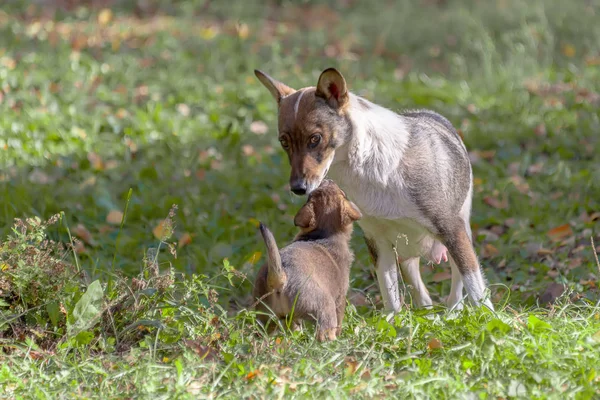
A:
[279, 137, 290, 149]
[308, 134, 321, 148]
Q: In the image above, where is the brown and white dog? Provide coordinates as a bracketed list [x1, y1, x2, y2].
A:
[254, 67, 493, 312]
[253, 179, 361, 341]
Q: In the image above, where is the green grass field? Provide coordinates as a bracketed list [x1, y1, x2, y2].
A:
[1, 0, 600, 398]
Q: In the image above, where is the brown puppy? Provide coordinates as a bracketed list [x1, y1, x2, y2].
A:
[253, 179, 362, 341]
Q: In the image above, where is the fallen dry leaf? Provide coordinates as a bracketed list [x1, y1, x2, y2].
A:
[106, 210, 124, 225]
[98, 9, 113, 25]
[178, 233, 193, 248]
[345, 357, 358, 375]
[87, 152, 104, 170]
[539, 282, 566, 305]
[483, 196, 508, 209]
[183, 339, 218, 361]
[547, 224, 573, 241]
[245, 370, 260, 381]
[349, 291, 369, 307]
[482, 243, 499, 258]
[153, 220, 174, 240]
[432, 271, 452, 282]
[242, 144, 255, 156]
[250, 120, 268, 135]
[428, 338, 443, 350]
[72, 223, 95, 246]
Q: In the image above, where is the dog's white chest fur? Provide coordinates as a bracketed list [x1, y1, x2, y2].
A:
[327, 97, 440, 261]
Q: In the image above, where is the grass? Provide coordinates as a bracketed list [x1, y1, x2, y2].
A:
[1, 0, 600, 398]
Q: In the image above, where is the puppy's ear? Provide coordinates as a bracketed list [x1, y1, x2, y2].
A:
[294, 202, 316, 230]
[342, 200, 362, 226]
[254, 70, 296, 105]
[316, 68, 349, 109]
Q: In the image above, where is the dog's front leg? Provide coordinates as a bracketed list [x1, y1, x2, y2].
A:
[374, 242, 403, 312]
[399, 258, 432, 308]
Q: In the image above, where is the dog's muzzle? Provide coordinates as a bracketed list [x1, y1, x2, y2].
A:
[290, 179, 307, 196]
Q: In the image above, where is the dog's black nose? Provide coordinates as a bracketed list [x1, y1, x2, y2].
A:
[290, 180, 307, 195]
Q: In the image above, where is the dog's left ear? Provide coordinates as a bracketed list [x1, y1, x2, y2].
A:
[342, 200, 362, 225]
[294, 202, 316, 230]
[316, 68, 349, 109]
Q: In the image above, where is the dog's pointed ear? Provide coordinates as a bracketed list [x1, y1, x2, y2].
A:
[294, 202, 316, 230]
[254, 70, 296, 105]
[342, 200, 362, 226]
[316, 68, 349, 109]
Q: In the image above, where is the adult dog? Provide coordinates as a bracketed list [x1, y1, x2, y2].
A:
[255, 67, 493, 312]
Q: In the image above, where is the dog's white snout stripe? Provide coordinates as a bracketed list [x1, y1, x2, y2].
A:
[294, 90, 305, 120]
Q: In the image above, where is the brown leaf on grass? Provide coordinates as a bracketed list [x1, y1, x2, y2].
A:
[427, 338, 443, 350]
[153, 220, 173, 240]
[98, 9, 113, 25]
[242, 145, 255, 156]
[537, 248, 554, 256]
[527, 163, 544, 175]
[534, 123, 546, 137]
[106, 210, 124, 225]
[483, 196, 508, 209]
[349, 291, 369, 307]
[183, 339, 218, 361]
[561, 43, 576, 58]
[482, 244, 499, 258]
[432, 271, 452, 282]
[178, 233, 193, 248]
[547, 224, 573, 241]
[345, 357, 358, 375]
[176, 103, 190, 116]
[87, 152, 104, 170]
[245, 370, 260, 381]
[250, 120, 268, 135]
[589, 212, 600, 222]
[539, 282, 565, 305]
[72, 223, 95, 246]
[510, 176, 531, 195]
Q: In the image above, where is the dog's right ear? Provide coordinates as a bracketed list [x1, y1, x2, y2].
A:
[294, 202, 316, 230]
[254, 70, 296, 105]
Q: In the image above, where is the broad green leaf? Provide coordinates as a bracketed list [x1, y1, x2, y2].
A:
[69, 280, 103, 334]
[75, 331, 94, 346]
[527, 314, 551, 332]
[0, 298, 9, 307]
[486, 318, 511, 335]
[46, 302, 60, 327]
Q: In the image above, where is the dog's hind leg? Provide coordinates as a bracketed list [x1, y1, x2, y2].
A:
[399, 257, 432, 308]
[335, 298, 346, 336]
[441, 220, 493, 310]
[447, 258, 464, 309]
[315, 299, 338, 341]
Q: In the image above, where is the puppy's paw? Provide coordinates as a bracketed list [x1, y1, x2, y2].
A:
[317, 328, 337, 342]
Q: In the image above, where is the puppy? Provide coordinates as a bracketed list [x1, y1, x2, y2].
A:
[254, 67, 493, 312]
[253, 179, 362, 341]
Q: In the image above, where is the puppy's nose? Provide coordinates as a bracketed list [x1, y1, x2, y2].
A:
[290, 180, 307, 196]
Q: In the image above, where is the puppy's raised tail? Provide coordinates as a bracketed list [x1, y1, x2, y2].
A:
[259, 222, 287, 291]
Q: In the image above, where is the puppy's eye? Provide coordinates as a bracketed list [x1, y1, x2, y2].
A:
[279, 137, 290, 149]
[308, 134, 321, 148]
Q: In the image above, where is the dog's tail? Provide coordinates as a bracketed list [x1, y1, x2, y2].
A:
[259, 222, 287, 291]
